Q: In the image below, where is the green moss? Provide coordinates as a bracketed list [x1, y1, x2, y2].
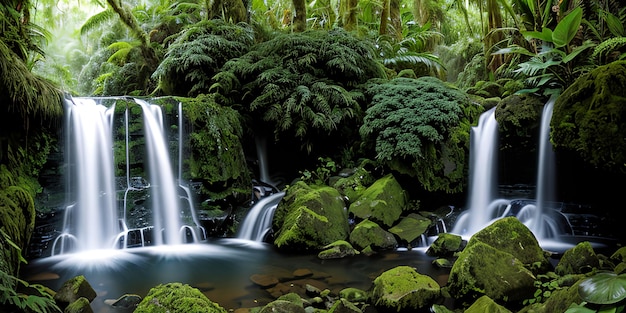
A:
[349, 174, 407, 227]
[371, 265, 440, 310]
[555, 241, 600, 276]
[551, 60, 626, 173]
[349, 219, 397, 251]
[135, 282, 227, 313]
[388, 213, 432, 243]
[495, 94, 545, 150]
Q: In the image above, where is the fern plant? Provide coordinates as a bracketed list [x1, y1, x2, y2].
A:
[592, 36, 626, 64]
[152, 19, 254, 96]
[214, 28, 385, 152]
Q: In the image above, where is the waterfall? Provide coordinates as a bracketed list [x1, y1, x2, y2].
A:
[237, 192, 285, 241]
[255, 135, 271, 184]
[53, 98, 118, 254]
[451, 107, 500, 236]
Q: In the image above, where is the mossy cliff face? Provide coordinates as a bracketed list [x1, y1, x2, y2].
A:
[551, 60, 626, 174]
[0, 165, 36, 275]
[272, 181, 350, 250]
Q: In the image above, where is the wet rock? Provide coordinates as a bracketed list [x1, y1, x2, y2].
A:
[103, 294, 142, 310]
[259, 292, 306, 313]
[426, 232, 464, 257]
[349, 174, 407, 227]
[465, 295, 511, 313]
[250, 274, 279, 288]
[555, 241, 600, 275]
[64, 297, 93, 313]
[349, 219, 397, 252]
[388, 213, 432, 244]
[317, 240, 359, 259]
[293, 268, 313, 278]
[54, 275, 97, 309]
[328, 298, 362, 313]
[447, 241, 536, 303]
[371, 265, 441, 311]
[272, 181, 350, 250]
[134, 282, 227, 313]
[339, 288, 367, 302]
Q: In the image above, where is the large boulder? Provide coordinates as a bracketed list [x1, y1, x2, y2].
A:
[134, 282, 227, 313]
[348, 174, 407, 227]
[54, 275, 97, 310]
[349, 219, 397, 252]
[388, 213, 433, 246]
[465, 216, 551, 273]
[554, 241, 600, 276]
[371, 265, 441, 311]
[272, 181, 349, 250]
[447, 241, 537, 303]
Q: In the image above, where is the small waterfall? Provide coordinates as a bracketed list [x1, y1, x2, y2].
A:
[135, 99, 183, 245]
[451, 107, 500, 236]
[255, 135, 271, 184]
[53, 98, 119, 254]
[237, 192, 285, 241]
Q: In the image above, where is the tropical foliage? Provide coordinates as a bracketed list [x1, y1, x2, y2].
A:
[359, 77, 482, 193]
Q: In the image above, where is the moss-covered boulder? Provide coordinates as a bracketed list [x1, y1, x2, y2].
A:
[388, 213, 432, 245]
[339, 287, 368, 302]
[54, 275, 97, 310]
[328, 298, 362, 313]
[551, 60, 626, 174]
[466, 216, 551, 273]
[426, 233, 464, 257]
[349, 219, 397, 252]
[555, 241, 600, 276]
[259, 292, 306, 313]
[495, 94, 545, 150]
[272, 181, 349, 250]
[348, 174, 407, 227]
[134, 282, 227, 313]
[64, 297, 94, 313]
[331, 163, 376, 204]
[317, 240, 360, 259]
[371, 265, 441, 311]
[464, 295, 512, 313]
[446, 241, 537, 303]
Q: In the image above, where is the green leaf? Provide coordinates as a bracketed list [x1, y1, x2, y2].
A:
[578, 272, 626, 305]
[522, 28, 553, 43]
[552, 7, 582, 48]
[562, 41, 596, 63]
[604, 10, 625, 37]
[492, 45, 536, 57]
[564, 302, 597, 313]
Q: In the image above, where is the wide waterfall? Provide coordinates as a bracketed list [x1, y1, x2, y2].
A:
[51, 97, 204, 255]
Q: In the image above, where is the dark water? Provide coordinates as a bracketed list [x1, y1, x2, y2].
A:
[22, 238, 448, 312]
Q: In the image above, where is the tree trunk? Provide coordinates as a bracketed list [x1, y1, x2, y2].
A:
[390, 0, 401, 39]
[210, 0, 248, 23]
[379, 0, 390, 36]
[292, 0, 307, 32]
[342, 0, 359, 31]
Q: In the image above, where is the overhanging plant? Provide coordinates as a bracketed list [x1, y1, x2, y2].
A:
[493, 7, 595, 97]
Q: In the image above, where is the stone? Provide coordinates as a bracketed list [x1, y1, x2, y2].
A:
[464, 295, 512, 313]
[338, 287, 367, 302]
[426, 232, 464, 257]
[555, 241, 600, 275]
[250, 274, 279, 288]
[63, 297, 93, 313]
[134, 282, 227, 313]
[447, 241, 537, 303]
[272, 181, 350, 250]
[348, 174, 407, 227]
[349, 219, 397, 252]
[317, 240, 359, 259]
[103, 294, 142, 310]
[388, 213, 432, 244]
[293, 268, 313, 278]
[54, 275, 97, 309]
[328, 298, 362, 313]
[371, 265, 441, 311]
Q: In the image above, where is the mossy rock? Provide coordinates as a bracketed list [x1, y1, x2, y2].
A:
[426, 232, 464, 257]
[464, 295, 512, 313]
[318, 240, 359, 259]
[328, 298, 362, 313]
[331, 165, 375, 204]
[54, 275, 97, 309]
[551, 60, 626, 174]
[349, 219, 397, 252]
[466, 217, 551, 273]
[495, 94, 545, 150]
[339, 287, 368, 302]
[447, 241, 537, 303]
[134, 282, 227, 313]
[349, 174, 407, 227]
[64, 297, 94, 313]
[371, 265, 441, 311]
[272, 181, 349, 250]
[555, 241, 600, 276]
[388, 213, 432, 244]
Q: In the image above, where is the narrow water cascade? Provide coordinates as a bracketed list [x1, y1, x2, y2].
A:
[53, 98, 119, 254]
[236, 192, 285, 241]
[255, 135, 272, 184]
[451, 107, 500, 236]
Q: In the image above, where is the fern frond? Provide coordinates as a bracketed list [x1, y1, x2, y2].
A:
[592, 36, 626, 64]
[80, 9, 116, 36]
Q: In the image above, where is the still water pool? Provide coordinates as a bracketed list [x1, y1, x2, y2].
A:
[22, 238, 449, 312]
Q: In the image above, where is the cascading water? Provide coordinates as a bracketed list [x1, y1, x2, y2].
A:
[52, 98, 119, 254]
[52, 97, 205, 254]
[236, 192, 285, 241]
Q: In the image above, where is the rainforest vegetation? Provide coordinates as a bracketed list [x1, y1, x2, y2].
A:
[2, 0, 626, 311]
